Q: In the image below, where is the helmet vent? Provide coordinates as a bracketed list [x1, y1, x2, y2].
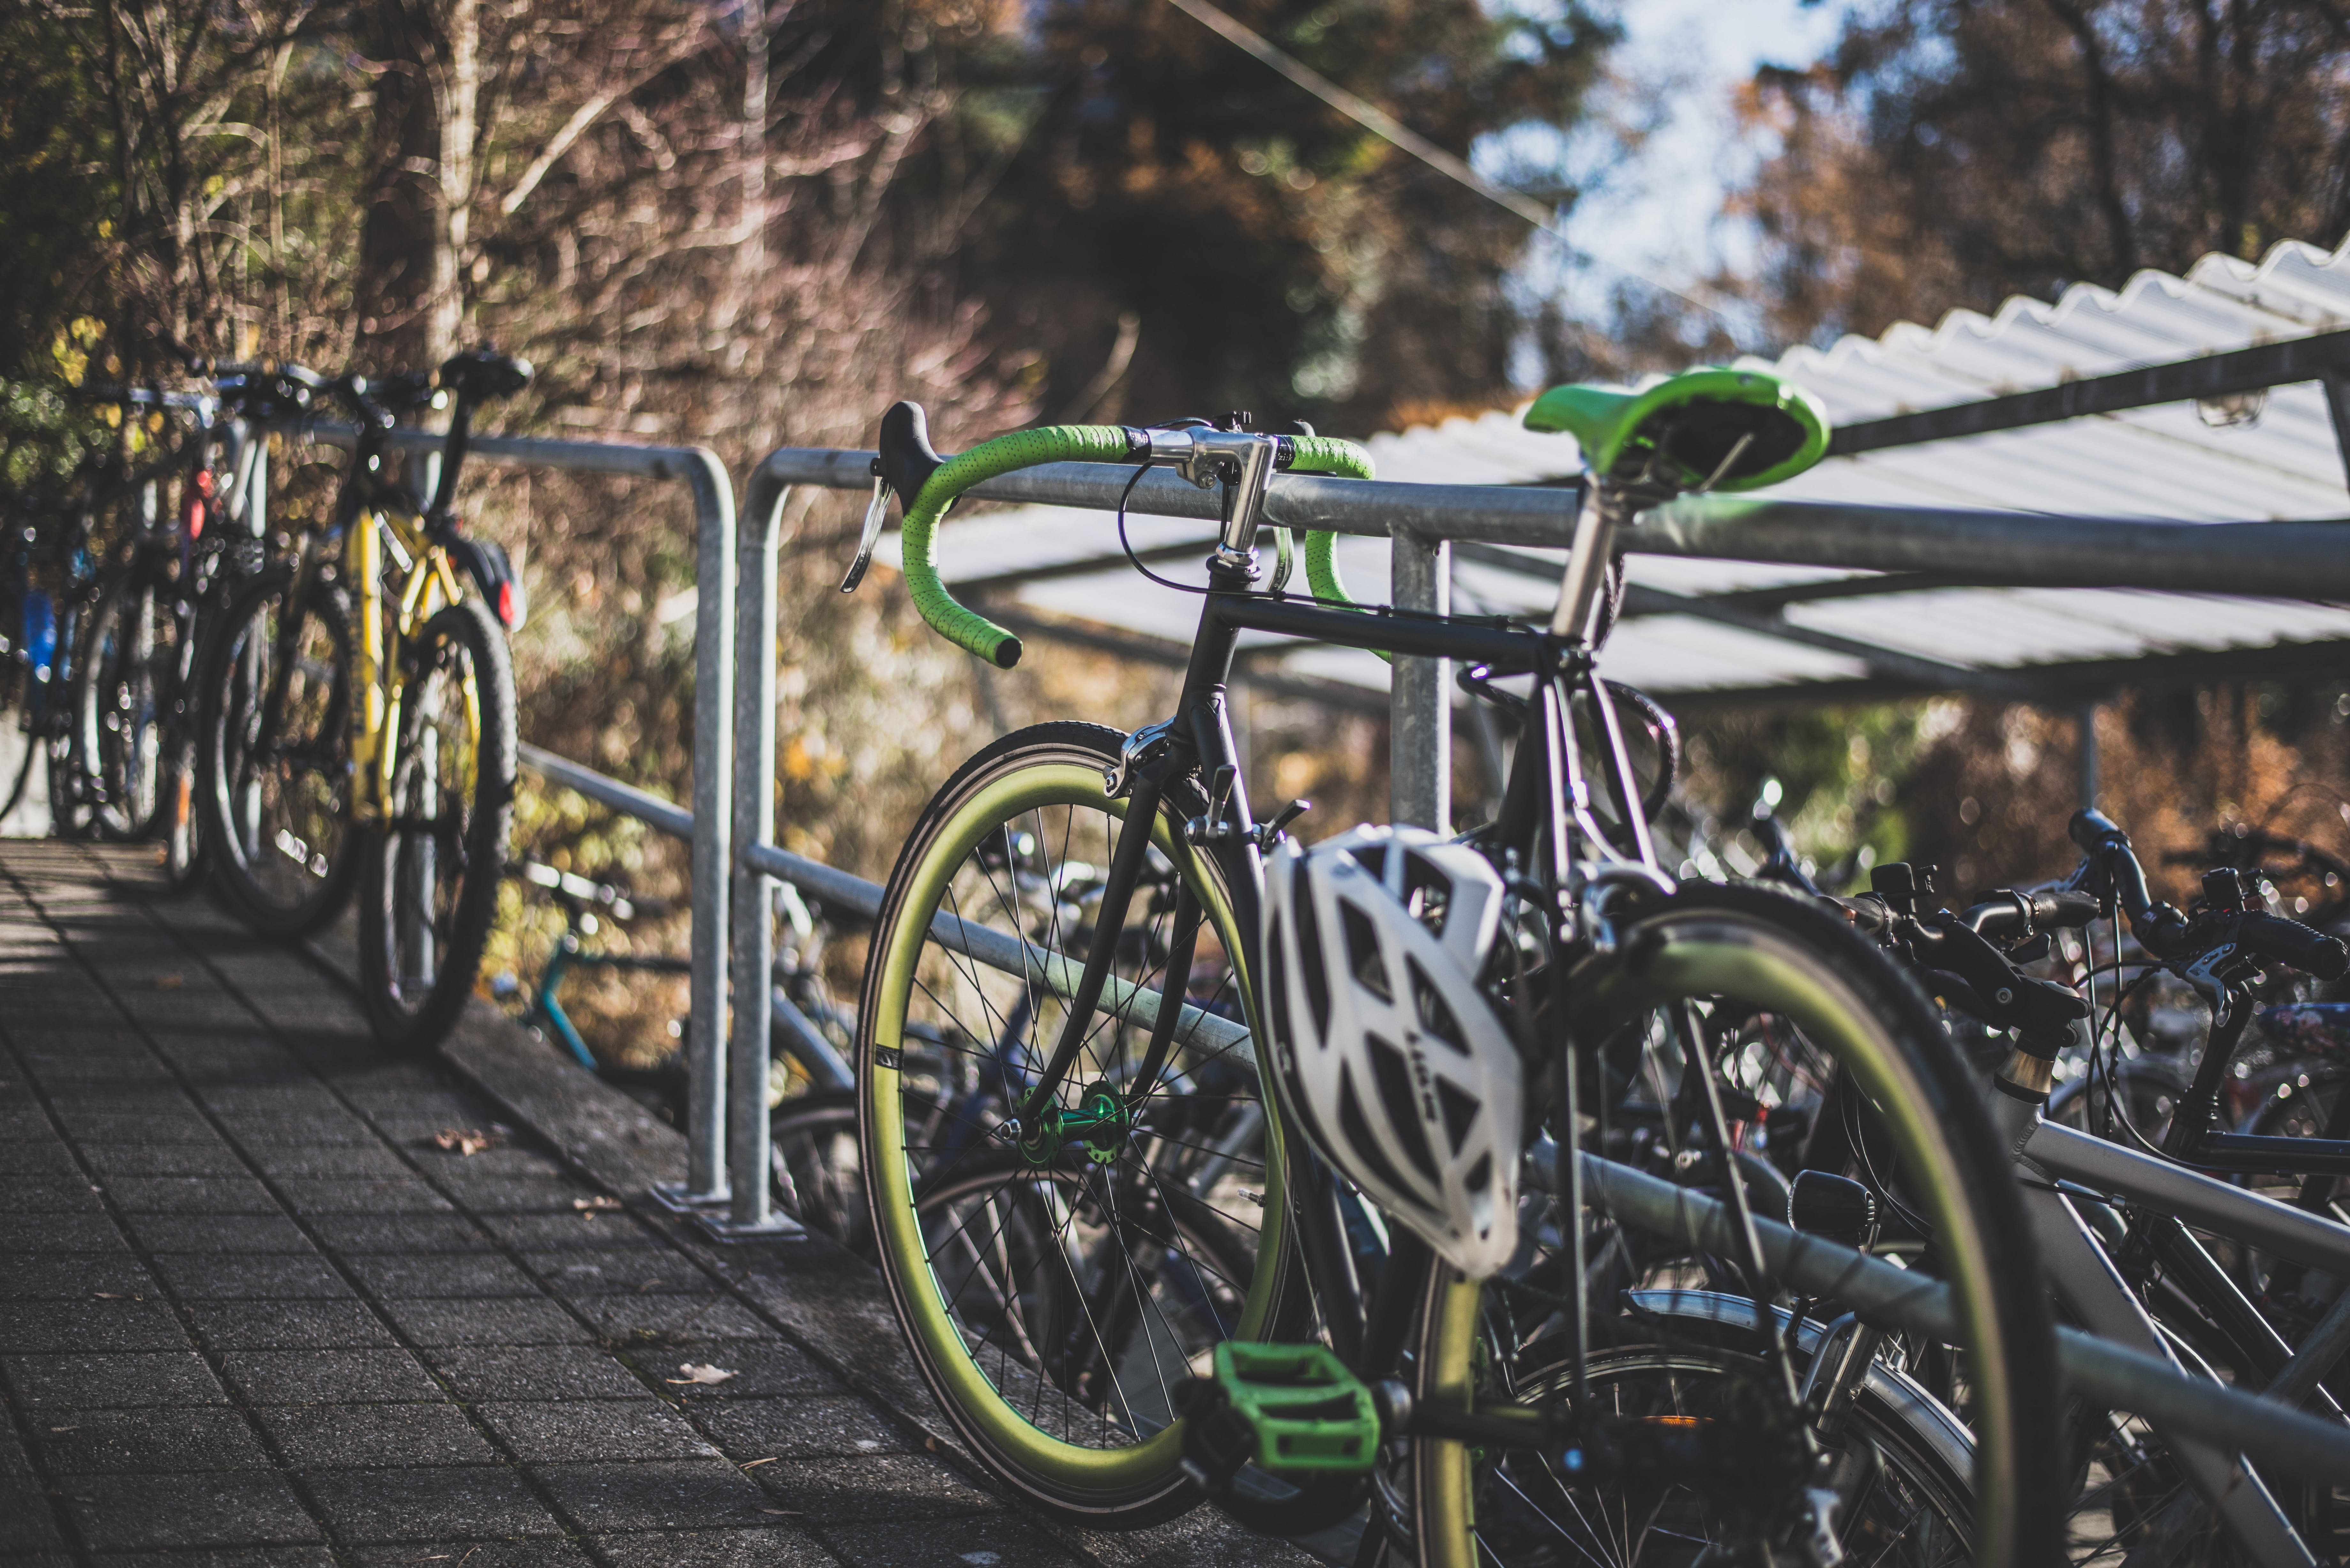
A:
[1367, 1031, 1439, 1184]
[1400, 854, 1451, 934]
[1338, 1063, 1422, 1213]
[1264, 912, 1293, 1049]
[1338, 900, 1392, 1003]
[1436, 1078, 1480, 1156]
[1407, 957, 1469, 1056]
[1464, 1151, 1492, 1195]
[1292, 862, 1330, 1043]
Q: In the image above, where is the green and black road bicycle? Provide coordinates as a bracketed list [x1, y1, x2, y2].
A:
[843, 382, 2065, 1566]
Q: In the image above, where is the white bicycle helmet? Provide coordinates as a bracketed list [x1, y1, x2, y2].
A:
[1262, 824, 1522, 1279]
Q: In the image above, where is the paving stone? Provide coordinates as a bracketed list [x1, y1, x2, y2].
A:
[810, 1514, 1080, 1568]
[52, 1112, 221, 1144]
[23, 1052, 173, 1082]
[378, 1297, 590, 1348]
[275, 1177, 454, 1215]
[218, 1349, 446, 1405]
[638, 1340, 845, 1401]
[257, 1403, 499, 1469]
[0, 1299, 192, 1354]
[748, 1454, 995, 1525]
[0, 1139, 79, 1176]
[427, 1346, 654, 1402]
[0, 1254, 158, 1302]
[405, 1146, 568, 1179]
[595, 1528, 835, 1568]
[12, 1178, 107, 1212]
[302, 1466, 560, 1542]
[214, 1115, 380, 1147]
[480, 1213, 663, 1251]
[198, 1089, 350, 1119]
[309, 1215, 495, 1255]
[92, 1550, 337, 1568]
[523, 1250, 715, 1296]
[187, 1300, 401, 1351]
[477, 1400, 721, 1463]
[345, 1542, 595, 1568]
[690, 1398, 914, 1461]
[0, 1481, 69, 1552]
[0, 1351, 230, 1409]
[340, 1252, 545, 1300]
[244, 1145, 414, 1180]
[125, 1214, 316, 1255]
[109, 1176, 284, 1215]
[434, 1176, 598, 1214]
[33, 1407, 273, 1474]
[569, 1295, 772, 1344]
[532, 1459, 777, 1531]
[150, 1253, 356, 1301]
[51, 1470, 324, 1550]
[79, 1142, 252, 1177]
[0, 1214, 133, 1253]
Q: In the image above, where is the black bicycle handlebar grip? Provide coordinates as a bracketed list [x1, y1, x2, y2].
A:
[436, 347, 533, 402]
[876, 401, 945, 512]
[2033, 888, 2103, 929]
[2069, 807, 2129, 854]
[2237, 913, 2350, 981]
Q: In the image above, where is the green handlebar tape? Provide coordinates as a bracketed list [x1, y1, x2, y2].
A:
[898, 426, 1377, 669]
[900, 424, 1137, 667]
[1284, 437, 1385, 658]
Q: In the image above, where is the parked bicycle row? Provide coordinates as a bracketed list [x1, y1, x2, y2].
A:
[14, 346, 2350, 1565]
[0, 340, 530, 1053]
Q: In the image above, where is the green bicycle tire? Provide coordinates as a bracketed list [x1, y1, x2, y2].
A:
[855, 721, 1302, 1528]
[1408, 880, 2064, 1568]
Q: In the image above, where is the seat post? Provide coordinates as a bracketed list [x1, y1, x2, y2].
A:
[1548, 478, 1618, 641]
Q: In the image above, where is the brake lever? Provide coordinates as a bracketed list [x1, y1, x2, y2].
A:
[840, 473, 889, 594]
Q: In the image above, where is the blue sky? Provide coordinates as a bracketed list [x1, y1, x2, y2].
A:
[1492, 0, 1856, 349]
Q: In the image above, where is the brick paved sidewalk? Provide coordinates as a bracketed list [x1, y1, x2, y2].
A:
[0, 842, 1305, 1568]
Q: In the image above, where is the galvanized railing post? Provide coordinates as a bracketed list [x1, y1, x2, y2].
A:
[705, 461, 800, 1238]
[1389, 529, 1451, 831]
[677, 454, 737, 1210]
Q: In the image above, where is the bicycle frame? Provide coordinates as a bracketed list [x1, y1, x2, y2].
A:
[1000, 453, 1713, 1389]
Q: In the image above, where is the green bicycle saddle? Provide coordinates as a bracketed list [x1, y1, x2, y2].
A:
[1523, 366, 1831, 491]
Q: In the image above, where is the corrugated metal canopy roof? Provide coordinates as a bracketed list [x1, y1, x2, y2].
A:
[882, 235, 2350, 706]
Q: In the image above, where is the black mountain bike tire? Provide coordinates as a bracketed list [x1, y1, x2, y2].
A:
[194, 564, 362, 937]
[357, 594, 516, 1055]
[77, 564, 173, 842]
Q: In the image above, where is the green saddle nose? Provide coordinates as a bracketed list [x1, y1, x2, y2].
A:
[1524, 366, 1831, 492]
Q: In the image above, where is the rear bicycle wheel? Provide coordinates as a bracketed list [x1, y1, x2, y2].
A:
[1407, 881, 2063, 1568]
[357, 595, 514, 1054]
[195, 565, 360, 934]
[855, 721, 1300, 1528]
[77, 565, 173, 841]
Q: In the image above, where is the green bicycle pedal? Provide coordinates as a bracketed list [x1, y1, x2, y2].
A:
[1179, 1342, 1378, 1480]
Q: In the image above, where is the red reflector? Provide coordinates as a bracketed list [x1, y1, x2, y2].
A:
[496, 580, 519, 627]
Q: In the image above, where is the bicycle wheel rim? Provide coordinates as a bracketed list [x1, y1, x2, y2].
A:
[862, 740, 1289, 1504]
[360, 597, 513, 1048]
[1412, 889, 2054, 1568]
[197, 570, 357, 931]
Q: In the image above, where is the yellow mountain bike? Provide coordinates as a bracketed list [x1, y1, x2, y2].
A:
[195, 348, 530, 1054]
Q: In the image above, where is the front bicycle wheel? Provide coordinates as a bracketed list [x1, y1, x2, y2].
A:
[77, 566, 173, 841]
[856, 721, 1299, 1528]
[357, 594, 515, 1054]
[1407, 881, 2063, 1568]
[194, 565, 361, 935]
